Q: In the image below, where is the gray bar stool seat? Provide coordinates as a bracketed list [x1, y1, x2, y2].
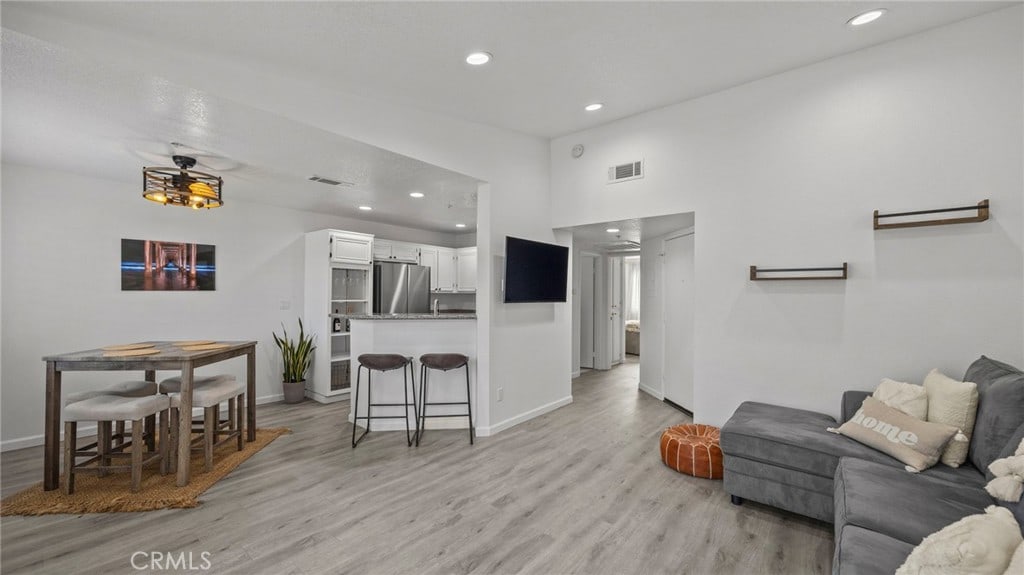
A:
[417, 353, 473, 445]
[63, 394, 170, 494]
[352, 354, 418, 448]
[164, 377, 245, 472]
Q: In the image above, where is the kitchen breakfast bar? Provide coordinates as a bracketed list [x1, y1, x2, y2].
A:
[345, 313, 477, 438]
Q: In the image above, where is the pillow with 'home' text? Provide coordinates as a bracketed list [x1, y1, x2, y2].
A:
[834, 397, 961, 472]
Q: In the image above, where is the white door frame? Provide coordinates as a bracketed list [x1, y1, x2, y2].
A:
[579, 251, 601, 370]
[608, 255, 624, 367]
[661, 227, 695, 412]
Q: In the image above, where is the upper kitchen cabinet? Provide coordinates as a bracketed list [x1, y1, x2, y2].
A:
[420, 246, 450, 292]
[373, 240, 420, 263]
[455, 247, 477, 292]
[330, 231, 374, 265]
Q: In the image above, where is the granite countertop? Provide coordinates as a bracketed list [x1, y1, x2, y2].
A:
[334, 313, 477, 320]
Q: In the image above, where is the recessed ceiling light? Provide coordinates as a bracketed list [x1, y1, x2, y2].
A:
[847, 8, 887, 27]
[606, 228, 620, 233]
[466, 52, 492, 66]
[409, 192, 425, 198]
[358, 205, 372, 211]
[455, 223, 467, 228]
[585, 103, 604, 112]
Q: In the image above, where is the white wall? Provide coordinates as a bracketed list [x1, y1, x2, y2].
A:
[1, 14, 573, 440]
[0, 162, 463, 448]
[551, 8, 1024, 425]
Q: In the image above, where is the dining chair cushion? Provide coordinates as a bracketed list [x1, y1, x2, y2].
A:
[159, 374, 237, 394]
[63, 394, 170, 422]
[64, 380, 158, 406]
[167, 378, 245, 409]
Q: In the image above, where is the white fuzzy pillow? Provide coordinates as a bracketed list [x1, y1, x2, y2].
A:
[895, 506, 1022, 575]
[873, 378, 928, 420]
[923, 369, 979, 467]
[1006, 543, 1024, 575]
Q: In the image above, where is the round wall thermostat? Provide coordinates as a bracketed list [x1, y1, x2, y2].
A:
[571, 144, 585, 158]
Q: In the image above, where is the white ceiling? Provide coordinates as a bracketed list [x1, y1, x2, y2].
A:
[566, 213, 695, 251]
[1, 2, 1012, 234]
[0, 29, 481, 233]
[2, 1, 1011, 138]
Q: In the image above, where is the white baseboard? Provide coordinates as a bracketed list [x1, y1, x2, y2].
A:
[475, 395, 573, 437]
[0, 393, 286, 453]
[638, 382, 663, 401]
[571, 370, 581, 379]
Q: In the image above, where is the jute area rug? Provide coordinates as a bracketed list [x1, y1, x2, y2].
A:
[1, 427, 289, 516]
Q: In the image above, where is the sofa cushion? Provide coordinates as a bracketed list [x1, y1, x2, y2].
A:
[722, 401, 895, 479]
[833, 525, 914, 575]
[834, 457, 992, 545]
[722, 402, 982, 483]
[964, 356, 1024, 473]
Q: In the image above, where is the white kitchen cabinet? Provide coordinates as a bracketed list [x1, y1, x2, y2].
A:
[436, 247, 457, 292]
[373, 240, 420, 263]
[330, 231, 374, 265]
[455, 247, 477, 292]
[306, 229, 374, 403]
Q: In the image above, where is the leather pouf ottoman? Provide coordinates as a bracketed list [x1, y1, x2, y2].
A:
[660, 423, 724, 479]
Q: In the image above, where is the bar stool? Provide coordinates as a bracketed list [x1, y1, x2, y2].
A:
[352, 354, 418, 448]
[417, 353, 473, 445]
[63, 394, 170, 494]
[64, 380, 159, 467]
[161, 375, 244, 472]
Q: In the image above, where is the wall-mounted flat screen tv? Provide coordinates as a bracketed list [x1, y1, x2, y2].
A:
[504, 236, 569, 303]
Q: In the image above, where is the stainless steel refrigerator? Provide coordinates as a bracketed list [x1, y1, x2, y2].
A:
[373, 261, 431, 314]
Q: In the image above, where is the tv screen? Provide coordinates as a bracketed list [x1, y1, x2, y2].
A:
[504, 236, 569, 303]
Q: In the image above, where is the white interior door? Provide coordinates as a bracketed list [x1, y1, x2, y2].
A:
[609, 257, 623, 365]
[580, 255, 597, 369]
[663, 232, 695, 412]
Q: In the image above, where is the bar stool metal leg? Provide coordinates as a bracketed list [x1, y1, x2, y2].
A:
[352, 365, 369, 448]
[465, 362, 474, 445]
[403, 365, 412, 446]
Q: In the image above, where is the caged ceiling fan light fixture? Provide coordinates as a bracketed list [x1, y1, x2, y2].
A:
[142, 155, 223, 209]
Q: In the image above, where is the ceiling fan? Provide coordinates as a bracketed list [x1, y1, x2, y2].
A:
[130, 141, 242, 172]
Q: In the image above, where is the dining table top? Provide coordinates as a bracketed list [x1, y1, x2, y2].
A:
[43, 340, 257, 364]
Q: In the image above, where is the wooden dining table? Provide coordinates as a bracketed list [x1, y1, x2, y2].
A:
[41, 341, 257, 490]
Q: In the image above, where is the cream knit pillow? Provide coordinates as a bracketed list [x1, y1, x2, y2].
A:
[873, 378, 928, 420]
[1006, 543, 1024, 575]
[895, 506, 1022, 575]
[924, 369, 979, 467]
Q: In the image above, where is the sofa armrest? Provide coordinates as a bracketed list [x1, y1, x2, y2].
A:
[841, 391, 872, 423]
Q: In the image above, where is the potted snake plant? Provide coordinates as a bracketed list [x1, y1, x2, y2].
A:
[273, 318, 315, 404]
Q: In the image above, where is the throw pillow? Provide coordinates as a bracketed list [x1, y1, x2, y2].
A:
[833, 397, 961, 472]
[895, 505, 1022, 575]
[873, 378, 928, 420]
[1006, 543, 1023, 575]
[987, 441, 1024, 503]
[924, 368, 979, 468]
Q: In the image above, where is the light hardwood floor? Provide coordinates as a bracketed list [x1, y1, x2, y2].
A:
[1, 360, 834, 574]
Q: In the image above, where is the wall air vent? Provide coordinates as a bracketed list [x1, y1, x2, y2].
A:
[607, 160, 644, 184]
[308, 175, 355, 187]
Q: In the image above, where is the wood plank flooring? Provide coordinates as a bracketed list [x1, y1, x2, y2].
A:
[1, 360, 834, 574]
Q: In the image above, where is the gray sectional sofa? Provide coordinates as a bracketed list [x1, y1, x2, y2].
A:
[720, 356, 1024, 574]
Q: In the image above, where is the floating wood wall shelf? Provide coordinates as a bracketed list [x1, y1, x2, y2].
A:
[874, 199, 989, 230]
[749, 263, 848, 281]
